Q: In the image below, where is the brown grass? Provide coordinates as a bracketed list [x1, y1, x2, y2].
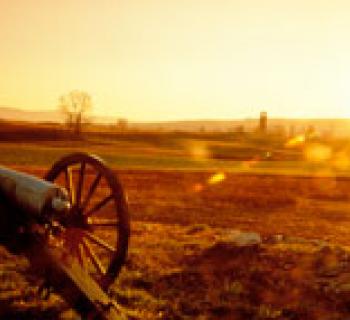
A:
[2, 167, 350, 319]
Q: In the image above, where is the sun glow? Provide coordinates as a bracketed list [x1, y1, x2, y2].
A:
[1, 1, 350, 120]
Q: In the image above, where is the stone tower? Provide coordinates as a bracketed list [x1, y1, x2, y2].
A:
[259, 111, 267, 133]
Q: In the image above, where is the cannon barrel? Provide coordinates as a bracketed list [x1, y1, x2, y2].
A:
[0, 166, 69, 217]
[0, 153, 130, 319]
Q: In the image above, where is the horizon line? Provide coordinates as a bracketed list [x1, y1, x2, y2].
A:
[1, 105, 350, 123]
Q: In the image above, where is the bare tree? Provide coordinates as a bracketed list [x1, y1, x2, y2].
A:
[59, 90, 92, 136]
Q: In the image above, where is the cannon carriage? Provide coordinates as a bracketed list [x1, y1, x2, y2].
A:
[0, 152, 130, 319]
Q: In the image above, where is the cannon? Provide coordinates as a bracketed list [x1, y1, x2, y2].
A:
[0, 152, 130, 319]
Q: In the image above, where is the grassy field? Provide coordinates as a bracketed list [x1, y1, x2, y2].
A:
[1, 127, 349, 178]
[1, 124, 350, 319]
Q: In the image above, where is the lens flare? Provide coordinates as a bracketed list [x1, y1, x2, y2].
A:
[304, 143, 332, 163]
[192, 172, 226, 193]
[242, 156, 261, 169]
[193, 183, 204, 193]
[185, 141, 210, 161]
[285, 134, 306, 148]
[332, 151, 350, 170]
[208, 172, 226, 185]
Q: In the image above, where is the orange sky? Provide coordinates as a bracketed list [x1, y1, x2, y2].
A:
[1, 0, 350, 121]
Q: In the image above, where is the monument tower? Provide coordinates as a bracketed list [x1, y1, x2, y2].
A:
[259, 111, 267, 133]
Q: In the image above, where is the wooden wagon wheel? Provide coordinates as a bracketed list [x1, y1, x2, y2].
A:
[44, 152, 130, 289]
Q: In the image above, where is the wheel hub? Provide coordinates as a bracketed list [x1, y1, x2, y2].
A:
[62, 206, 89, 229]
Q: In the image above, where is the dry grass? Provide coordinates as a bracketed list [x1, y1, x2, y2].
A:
[0, 168, 348, 318]
[0, 128, 350, 319]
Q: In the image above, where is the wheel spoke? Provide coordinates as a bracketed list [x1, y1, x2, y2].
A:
[78, 243, 88, 270]
[82, 238, 106, 275]
[85, 194, 114, 217]
[64, 166, 75, 205]
[83, 231, 116, 253]
[87, 218, 119, 227]
[64, 168, 69, 192]
[63, 168, 71, 203]
[77, 243, 84, 267]
[81, 172, 102, 212]
[75, 162, 86, 206]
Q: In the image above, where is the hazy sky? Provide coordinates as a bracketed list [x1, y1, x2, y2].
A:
[1, 0, 350, 121]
